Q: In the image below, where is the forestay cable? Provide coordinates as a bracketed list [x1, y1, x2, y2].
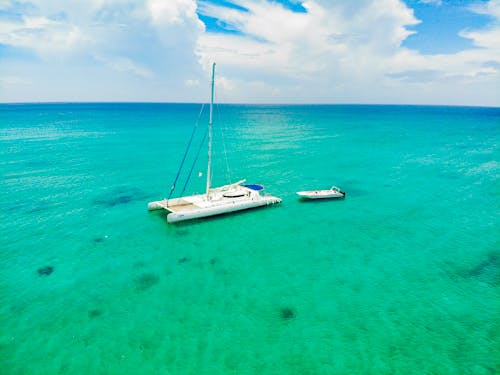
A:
[168, 103, 205, 201]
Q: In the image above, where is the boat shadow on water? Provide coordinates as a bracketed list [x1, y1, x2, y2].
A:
[297, 196, 346, 203]
[94, 186, 152, 207]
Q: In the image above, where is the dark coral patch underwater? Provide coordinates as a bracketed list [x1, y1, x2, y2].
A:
[88, 309, 102, 318]
[37, 266, 54, 276]
[134, 273, 160, 292]
[466, 252, 500, 285]
[93, 235, 108, 243]
[280, 307, 295, 321]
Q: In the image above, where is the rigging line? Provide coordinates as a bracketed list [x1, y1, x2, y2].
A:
[180, 128, 208, 197]
[168, 103, 205, 201]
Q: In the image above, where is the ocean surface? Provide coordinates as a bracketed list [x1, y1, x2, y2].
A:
[0, 103, 498, 374]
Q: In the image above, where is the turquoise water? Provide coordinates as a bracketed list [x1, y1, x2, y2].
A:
[0, 103, 499, 374]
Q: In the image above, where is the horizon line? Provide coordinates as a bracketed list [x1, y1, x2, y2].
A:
[1, 101, 499, 109]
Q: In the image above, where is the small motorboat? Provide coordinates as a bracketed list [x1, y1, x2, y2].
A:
[296, 186, 346, 200]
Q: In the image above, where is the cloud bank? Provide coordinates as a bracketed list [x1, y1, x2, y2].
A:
[0, 0, 205, 102]
[196, 0, 500, 105]
[0, 0, 499, 105]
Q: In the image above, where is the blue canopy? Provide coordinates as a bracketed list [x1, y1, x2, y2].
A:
[243, 184, 264, 191]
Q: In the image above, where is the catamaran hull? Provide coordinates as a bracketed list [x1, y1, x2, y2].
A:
[148, 201, 165, 211]
[167, 198, 281, 223]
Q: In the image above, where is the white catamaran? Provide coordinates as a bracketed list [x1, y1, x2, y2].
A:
[148, 63, 281, 223]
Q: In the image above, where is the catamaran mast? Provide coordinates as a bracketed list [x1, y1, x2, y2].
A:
[206, 62, 215, 197]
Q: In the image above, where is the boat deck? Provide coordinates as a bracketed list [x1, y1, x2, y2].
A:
[152, 199, 200, 212]
[167, 200, 199, 212]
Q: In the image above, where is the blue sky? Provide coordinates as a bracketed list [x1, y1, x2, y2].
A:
[1, 0, 499, 106]
[402, 0, 493, 53]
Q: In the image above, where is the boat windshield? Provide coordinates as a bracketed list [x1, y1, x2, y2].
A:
[243, 184, 264, 191]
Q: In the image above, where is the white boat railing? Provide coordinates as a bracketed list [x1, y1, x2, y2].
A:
[208, 179, 246, 192]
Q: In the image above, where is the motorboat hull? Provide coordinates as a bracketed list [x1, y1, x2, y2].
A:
[296, 187, 346, 200]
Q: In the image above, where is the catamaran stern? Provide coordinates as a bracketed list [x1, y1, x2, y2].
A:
[166, 196, 281, 223]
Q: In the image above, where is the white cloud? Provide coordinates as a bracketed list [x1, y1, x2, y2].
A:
[419, 0, 443, 5]
[0, 0, 206, 101]
[469, 0, 500, 19]
[0, 0, 204, 53]
[0, 15, 86, 57]
[148, 0, 201, 26]
[460, 27, 500, 50]
[185, 79, 200, 86]
[0, 75, 31, 85]
[462, 0, 500, 50]
[383, 0, 500, 105]
[196, 0, 421, 101]
[219, 76, 281, 101]
[196, 0, 500, 105]
[94, 55, 154, 78]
